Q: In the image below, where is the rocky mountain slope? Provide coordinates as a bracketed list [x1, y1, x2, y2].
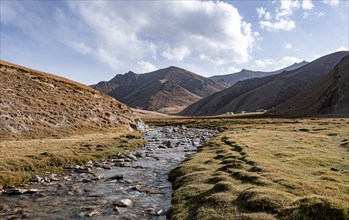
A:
[180, 51, 348, 116]
[210, 61, 308, 86]
[92, 66, 227, 114]
[0, 60, 138, 139]
[269, 55, 349, 115]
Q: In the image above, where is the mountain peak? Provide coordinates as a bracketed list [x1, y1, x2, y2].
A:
[165, 66, 183, 71]
[92, 66, 227, 114]
[240, 69, 252, 72]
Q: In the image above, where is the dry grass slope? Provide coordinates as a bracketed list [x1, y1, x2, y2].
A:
[0, 60, 137, 139]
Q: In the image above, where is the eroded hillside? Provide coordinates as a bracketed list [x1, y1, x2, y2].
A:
[0, 61, 137, 139]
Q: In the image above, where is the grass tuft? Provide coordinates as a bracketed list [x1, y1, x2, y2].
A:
[282, 195, 349, 220]
[236, 187, 293, 213]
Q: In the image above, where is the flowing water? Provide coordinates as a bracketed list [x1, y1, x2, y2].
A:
[0, 126, 217, 219]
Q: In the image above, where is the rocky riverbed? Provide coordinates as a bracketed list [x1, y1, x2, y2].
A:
[0, 126, 217, 219]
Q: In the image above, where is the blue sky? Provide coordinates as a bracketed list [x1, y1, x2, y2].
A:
[1, 0, 348, 84]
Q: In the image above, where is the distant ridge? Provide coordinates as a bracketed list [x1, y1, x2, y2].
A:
[0, 60, 138, 138]
[269, 55, 349, 115]
[92, 66, 227, 114]
[210, 61, 309, 86]
[180, 51, 348, 116]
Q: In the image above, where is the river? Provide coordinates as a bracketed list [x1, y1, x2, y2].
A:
[0, 126, 217, 219]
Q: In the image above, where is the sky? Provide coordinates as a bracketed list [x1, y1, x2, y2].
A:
[1, 0, 348, 85]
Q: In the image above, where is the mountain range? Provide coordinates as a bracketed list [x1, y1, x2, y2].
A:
[180, 51, 349, 116]
[269, 55, 349, 115]
[210, 61, 309, 86]
[92, 66, 227, 114]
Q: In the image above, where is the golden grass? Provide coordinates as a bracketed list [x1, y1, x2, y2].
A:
[0, 128, 144, 188]
[166, 117, 349, 220]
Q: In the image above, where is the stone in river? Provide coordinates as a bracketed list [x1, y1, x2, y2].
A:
[114, 207, 126, 214]
[144, 206, 156, 215]
[114, 199, 133, 207]
[158, 145, 167, 149]
[76, 167, 91, 173]
[102, 164, 112, 169]
[162, 140, 171, 147]
[108, 174, 123, 180]
[5, 188, 28, 195]
[31, 175, 42, 183]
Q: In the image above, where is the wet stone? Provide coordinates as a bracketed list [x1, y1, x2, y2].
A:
[114, 199, 133, 207]
[108, 174, 123, 180]
[31, 175, 42, 183]
[158, 145, 167, 149]
[5, 188, 28, 195]
[102, 164, 112, 169]
[0, 126, 217, 219]
[114, 206, 126, 214]
[76, 167, 91, 173]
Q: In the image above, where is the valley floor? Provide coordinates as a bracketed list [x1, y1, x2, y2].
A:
[1, 116, 348, 219]
[145, 116, 349, 220]
[0, 129, 144, 187]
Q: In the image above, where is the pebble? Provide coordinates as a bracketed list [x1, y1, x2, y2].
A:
[5, 188, 28, 195]
[127, 154, 137, 161]
[108, 174, 123, 180]
[76, 167, 91, 173]
[114, 207, 126, 214]
[114, 199, 133, 207]
[158, 145, 167, 149]
[102, 164, 112, 169]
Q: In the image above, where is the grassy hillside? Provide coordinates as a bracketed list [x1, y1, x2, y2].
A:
[0, 60, 137, 139]
[145, 117, 349, 219]
[0, 61, 144, 187]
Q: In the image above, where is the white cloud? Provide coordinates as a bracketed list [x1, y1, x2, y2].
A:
[260, 19, 296, 31]
[322, 0, 339, 6]
[256, 7, 272, 20]
[302, 0, 314, 10]
[255, 59, 275, 68]
[302, 12, 309, 19]
[162, 47, 191, 62]
[68, 41, 93, 55]
[273, 56, 302, 70]
[276, 0, 300, 19]
[335, 46, 349, 51]
[258, 0, 314, 32]
[315, 12, 326, 17]
[228, 66, 240, 73]
[255, 56, 302, 70]
[66, 1, 255, 70]
[1, 1, 255, 75]
[136, 61, 157, 73]
[285, 43, 293, 49]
